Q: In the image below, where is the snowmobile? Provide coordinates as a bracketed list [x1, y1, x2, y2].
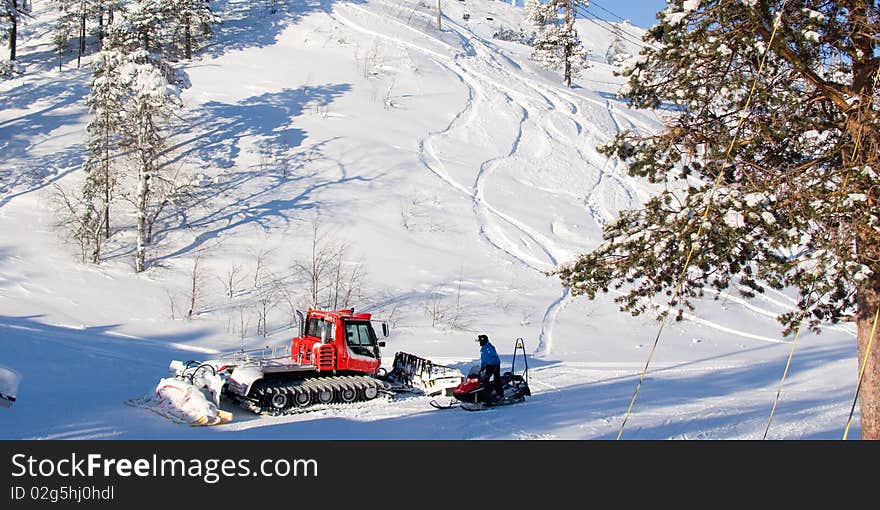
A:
[431, 338, 531, 411]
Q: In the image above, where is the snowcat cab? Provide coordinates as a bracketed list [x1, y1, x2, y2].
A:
[290, 308, 387, 375]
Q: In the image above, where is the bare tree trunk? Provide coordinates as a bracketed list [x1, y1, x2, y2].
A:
[97, 6, 104, 47]
[331, 256, 341, 310]
[563, 0, 573, 88]
[135, 166, 149, 273]
[222, 264, 244, 300]
[145, 195, 170, 245]
[342, 263, 361, 309]
[91, 213, 103, 263]
[310, 226, 320, 307]
[436, 0, 441, 30]
[184, 15, 192, 59]
[77, 5, 86, 68]
[251, 248, 270, 288]
[79, 10, 86, 54]
[103, 120, 111, 239]
[7, 1, 17, 61]
[856, 279, 880, 439]
[848, 24, 880, 438]
[187, 255, 201, 319]
[257, 287, 273, 337]
[331, 245, 347, 310]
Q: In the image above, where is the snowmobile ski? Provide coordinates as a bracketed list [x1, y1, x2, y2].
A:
[429, 399, 460, 410]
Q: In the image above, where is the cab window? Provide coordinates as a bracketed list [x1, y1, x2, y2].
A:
[344, 322, 378, 358]
[306, 318, 333, 341]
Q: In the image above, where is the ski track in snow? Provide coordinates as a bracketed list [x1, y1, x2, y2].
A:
[701, 287, 857, 338]
[333, 1, 659, 356]
[331, 7, 556, 275]
[339, 2, 765, 358]
[430, 14, 657, 356]
[332, 3, 572, 355]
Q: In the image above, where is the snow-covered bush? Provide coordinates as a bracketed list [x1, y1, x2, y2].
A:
[492, 26, 535, 46]
[0, 59, 23, 79]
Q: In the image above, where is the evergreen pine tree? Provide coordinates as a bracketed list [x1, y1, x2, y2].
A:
[554, 1, 880, 438]
[53, 1, 115, 68]
[125, 0, 165, 54]
[87, 5, 189, 272]
[604, 23, 630, 66]
[525, 0, 590, 87]
[164, 0, 217, 59]
[2, 0, 31, 61]
[53, 1, 83, 67]
[83, 41, 127, 247]
[121, 40, 187, 273]
[91, 0, 122, 47]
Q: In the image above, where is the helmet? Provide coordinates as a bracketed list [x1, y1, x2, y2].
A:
[476, 334, 489, 344]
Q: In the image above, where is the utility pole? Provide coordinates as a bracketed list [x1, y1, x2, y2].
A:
[437, 0, 442, 30]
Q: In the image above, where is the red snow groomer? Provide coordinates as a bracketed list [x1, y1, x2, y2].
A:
[152, 308, 464, 424]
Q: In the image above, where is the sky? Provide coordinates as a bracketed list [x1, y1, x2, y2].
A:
[583, 0, 668, 29]
[508, 0, 668, 30]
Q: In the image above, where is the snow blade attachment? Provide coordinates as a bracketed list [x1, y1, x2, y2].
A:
[385, 352, 464, 396]
[0, 366, 20, 409]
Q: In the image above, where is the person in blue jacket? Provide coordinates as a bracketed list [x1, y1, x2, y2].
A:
[477, 334, 504, 401]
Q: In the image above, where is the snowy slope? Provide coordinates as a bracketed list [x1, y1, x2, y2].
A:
[0, 0, 860, 439]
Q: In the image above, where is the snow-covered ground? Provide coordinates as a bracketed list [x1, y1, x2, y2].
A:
[0, 0, 860, 439]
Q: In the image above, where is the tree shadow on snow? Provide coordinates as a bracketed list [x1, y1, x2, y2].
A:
[0, 73, 90, 209]
[95, 84, 360, 265]
[202, 0, 367, 59]
[170, 84, 351, 170]
[153, 161, 372, 262]
[0, 314, 219, 439]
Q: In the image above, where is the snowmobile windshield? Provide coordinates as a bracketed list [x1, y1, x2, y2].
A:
[467, 365, 482, 378]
